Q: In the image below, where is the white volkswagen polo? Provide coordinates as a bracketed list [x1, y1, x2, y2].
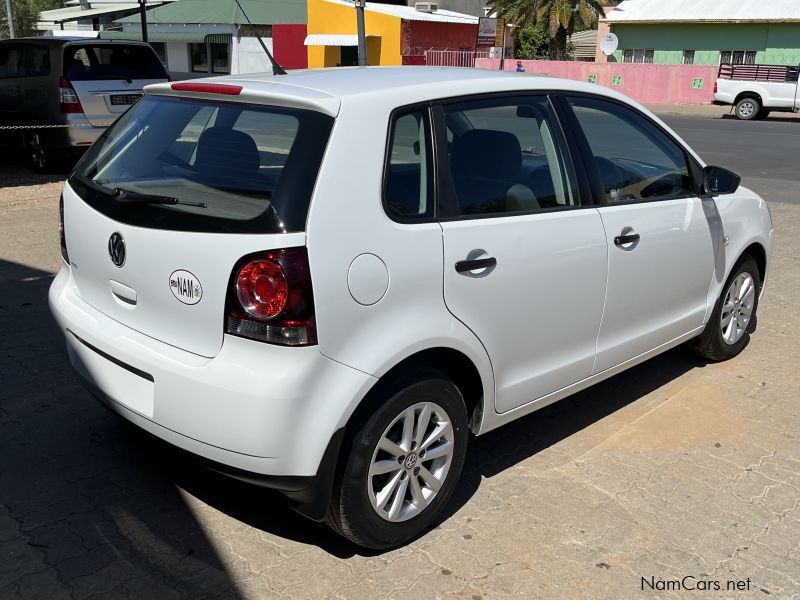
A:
[50, 67, 773, 548]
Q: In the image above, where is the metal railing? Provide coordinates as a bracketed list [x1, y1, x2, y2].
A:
[718, 63, 799, 83]
[423, 49, 493, 68]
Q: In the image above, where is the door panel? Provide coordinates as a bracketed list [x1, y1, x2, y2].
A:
[436, 95, 607, 414]
[594, 199, 715, 372]
[562, 95, 716, 373]
[441, 212, 608, 413]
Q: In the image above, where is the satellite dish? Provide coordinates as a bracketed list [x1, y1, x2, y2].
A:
[600, 33, 618, 56]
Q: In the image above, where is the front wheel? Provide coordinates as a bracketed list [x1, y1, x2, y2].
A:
[693, 257, 761, 361]
[327, 368, 468, 549]
[735, 97, 761, 120]
[26, 132, 59, 173]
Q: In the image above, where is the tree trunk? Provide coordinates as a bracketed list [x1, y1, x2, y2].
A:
[549, 26, 568, 61]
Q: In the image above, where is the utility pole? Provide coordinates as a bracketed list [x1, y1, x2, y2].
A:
[355, 0, 366, 66]
[139, 0, 148, 43]
[5, 0, 15, 39]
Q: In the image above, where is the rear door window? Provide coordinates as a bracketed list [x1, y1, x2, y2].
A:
[63, 44, 167, 81]
[70, 95, 334, 234]
[22, 45, 50, 77]
[0, 44, 23, 79]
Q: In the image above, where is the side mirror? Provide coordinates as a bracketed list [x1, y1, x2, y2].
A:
[703, 166, 741, 195]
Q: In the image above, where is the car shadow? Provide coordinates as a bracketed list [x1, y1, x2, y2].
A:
[0, 260, 246, 597]
[2, 254, 707, 566]
[720, 114, 800, 123]
[0, 141, 76, 187]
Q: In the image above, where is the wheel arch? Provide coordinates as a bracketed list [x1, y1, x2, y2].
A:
[344, 347, 487, 437]
[734, 90, 764, 106]
[739, 241, 767, 290]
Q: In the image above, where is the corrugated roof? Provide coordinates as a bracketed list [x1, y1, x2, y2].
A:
[323, 0, 478, 24]
[568, 29, 596, 59]
[117, 0, 306, 25]
[605, 0, 800, 23]
[39, 3, 141, 23]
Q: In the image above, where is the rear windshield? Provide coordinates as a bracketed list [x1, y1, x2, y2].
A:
[70, 95, 334, 233]
[63, 43, 167, 81]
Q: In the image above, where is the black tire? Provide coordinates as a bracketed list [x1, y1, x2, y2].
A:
[26, 132, 60, 173]
[735, 97, 761, 120]
[326, 367, 469, 549]
[693, 256, 761, 362]
[755, 109, 771, 120]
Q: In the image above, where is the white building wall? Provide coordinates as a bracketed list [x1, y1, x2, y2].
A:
[236, 37, 275, 75]
[166, 42, 189, 74]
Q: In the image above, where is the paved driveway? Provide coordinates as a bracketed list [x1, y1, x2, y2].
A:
[1, 116, 799, 599]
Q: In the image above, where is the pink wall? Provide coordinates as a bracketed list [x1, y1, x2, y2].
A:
[595, 7, 615, 63]
[476, 59, 718, 105]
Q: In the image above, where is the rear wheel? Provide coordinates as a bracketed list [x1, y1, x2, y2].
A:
[694, 257, 760, 361]
[735, 97, 761, 120]
[327, 368, 468, 549]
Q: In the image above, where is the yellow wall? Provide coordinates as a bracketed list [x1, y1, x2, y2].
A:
[307, 0, 402, 67]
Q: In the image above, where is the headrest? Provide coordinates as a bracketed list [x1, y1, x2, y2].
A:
[451, 129, 521, 181]
[195, 127, 260, 178]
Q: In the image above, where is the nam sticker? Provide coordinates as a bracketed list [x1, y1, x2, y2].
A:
[169, 270, 203, 305]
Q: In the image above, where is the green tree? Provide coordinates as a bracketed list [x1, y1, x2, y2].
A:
[1, 0, 63, 39]
[491, 0, 609, 61]
[515, 19, 549, 60]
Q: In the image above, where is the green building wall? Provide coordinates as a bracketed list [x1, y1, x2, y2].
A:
[610, 23, 800, 65]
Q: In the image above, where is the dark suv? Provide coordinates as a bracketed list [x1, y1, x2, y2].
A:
[0, 37, 167, 170]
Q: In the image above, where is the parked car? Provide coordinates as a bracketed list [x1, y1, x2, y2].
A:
[49, 67, 773, 549]
[0, 37, 168, 171]
[714, 62, 800, 120]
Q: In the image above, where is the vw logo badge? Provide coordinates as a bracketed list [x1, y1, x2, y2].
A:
[108, 232, 126, 268]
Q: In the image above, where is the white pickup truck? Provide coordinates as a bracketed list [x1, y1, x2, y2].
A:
[714, 63, 800, 120]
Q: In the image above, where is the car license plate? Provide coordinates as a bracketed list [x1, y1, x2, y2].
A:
[110, 94, 142, 106]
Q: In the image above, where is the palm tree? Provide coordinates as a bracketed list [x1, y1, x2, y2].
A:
[490, 0, 608, 61]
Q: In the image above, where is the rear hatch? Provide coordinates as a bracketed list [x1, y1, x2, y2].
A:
[65, 91, 334, 357]
[63, 43, 168, 126]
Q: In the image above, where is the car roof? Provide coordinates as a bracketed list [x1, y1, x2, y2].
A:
[147, 66, 634, 117]
[0, 37, 151, 46]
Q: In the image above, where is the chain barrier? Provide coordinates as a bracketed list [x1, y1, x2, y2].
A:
[0, 122, 115, 130]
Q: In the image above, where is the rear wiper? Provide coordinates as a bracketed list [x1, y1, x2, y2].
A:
[112, 187, 206, 208]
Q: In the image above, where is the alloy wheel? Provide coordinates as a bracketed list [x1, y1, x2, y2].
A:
[720, 272, 755, 345]
[367, 401, 455, 522]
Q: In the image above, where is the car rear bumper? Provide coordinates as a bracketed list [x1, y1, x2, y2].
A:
[48, 264, 376, 480]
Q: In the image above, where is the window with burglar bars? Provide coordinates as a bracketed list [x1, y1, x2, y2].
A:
[622, 49, 654, 64]
[720, 50, 757, 65]
[683, 50, 695, 65]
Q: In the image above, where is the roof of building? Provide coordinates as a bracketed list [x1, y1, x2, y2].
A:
[117, 0, 306, 25]
[323, 0, 478, 24]
[39, 2, 143, 24]
[604, 0, 800, 23]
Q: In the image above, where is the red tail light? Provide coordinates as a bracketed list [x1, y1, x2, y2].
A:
[713, 81, 718, 94]
[59, 77, 83, 114]
[58, 194, 69, 264]
[226, 247, 316, 346]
